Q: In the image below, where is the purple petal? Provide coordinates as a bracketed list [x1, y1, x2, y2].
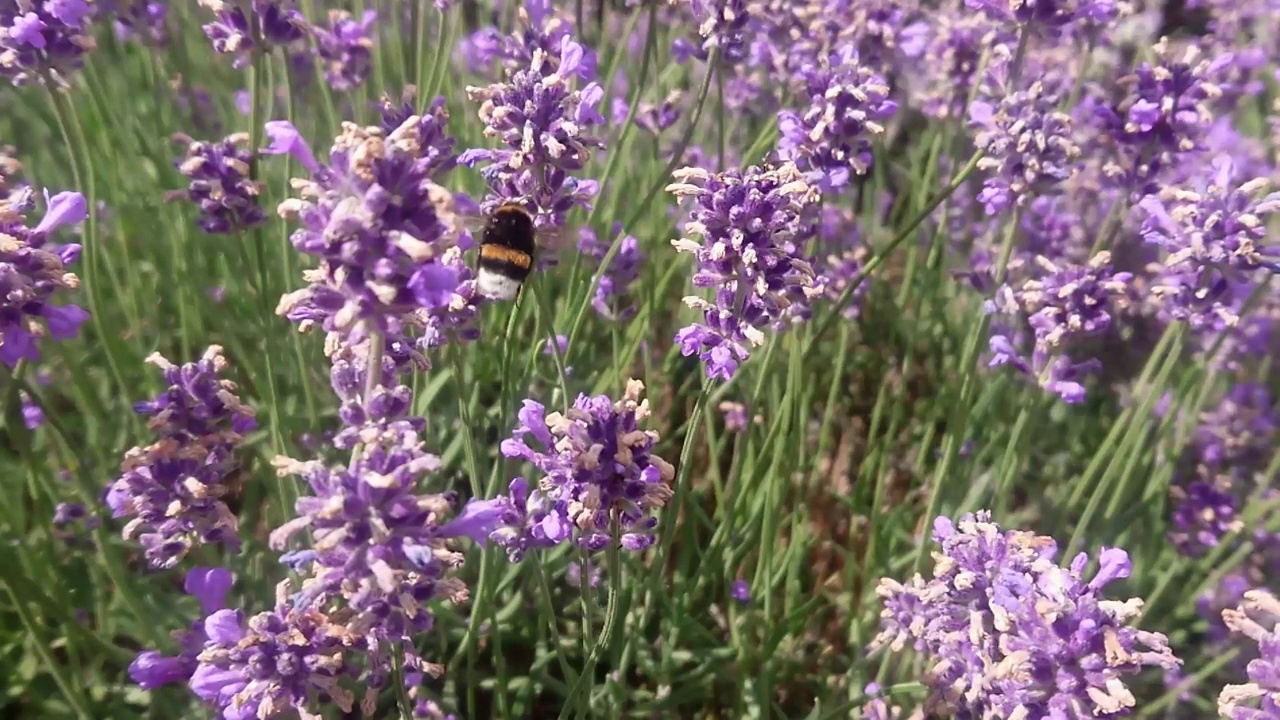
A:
[262, 121, 319, 174]
[184, 567, 235, 616]
[33, 191, 87, 236]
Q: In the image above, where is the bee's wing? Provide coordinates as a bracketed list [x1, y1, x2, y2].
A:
[535, 224, 574, 254]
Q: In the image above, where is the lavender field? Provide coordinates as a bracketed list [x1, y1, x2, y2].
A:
[2, 0, 1279, 718]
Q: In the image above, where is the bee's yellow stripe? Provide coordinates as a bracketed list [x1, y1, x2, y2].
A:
[480, 244, 532, 269]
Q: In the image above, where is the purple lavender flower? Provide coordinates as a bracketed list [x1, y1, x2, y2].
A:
[983, 252, 1133, 402]
[668, 161, 822, 381]
[970, 79, 1080, 215]
[682, 0, 751, 65]
[51, 500, 98, 548]
[718, 401, 753, 432]
[168, 133, 265, 235]
[458, 0, 597, 81]
[777, 45, 897, 191]
[1219, 590, 1280, 718]
[965, 0, 1119, 33]
[0, 189, 89, 367]
[0, 0, 96, 85]
[490, 380, 675, 559]
[198, 0, 306, 69]
[313, 9, 375, 92]
[905, 13, 1010, 120]
[264, 115, 469, 337]
[577, 224, 643, 321]
[730, 579, 750, 603]
[872, 511, 1181, 718]
[1138, 155, 1280, 330]
[189, 580, 359, 719]
[632, 90, 684, 136]
[461, 34, 605, 231]
[129, 567, 234, 690]
[105, 346, 256, 568]
[1089, 38, 1230, 195]
[111, 1, 168, 45]
[814, 206, 871, 320]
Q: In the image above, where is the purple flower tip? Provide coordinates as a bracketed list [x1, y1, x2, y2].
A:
[262, 120, 318, 174]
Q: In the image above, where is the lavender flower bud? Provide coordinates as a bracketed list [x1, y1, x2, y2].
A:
[777, 45, 897, 191]
[668, 161, 822, 381]
[461, 34, 606, 229]
[684, 0, 750, 65]
[314, 9, 375, 92]
[169, 133, 265, 235]
[1219, 590, 1280, 718]
[491, 380, 676, 558]
[873, 511, 1181, 718]
[198, 0, 306, 68]
[264, 115, 471, 337]
[128, 567, 233, 690]
[105, 346, 256, 568]
[971, 80, 1081, 216]
[577, 223, 643, 321]
[0, 189, 90, 367]
[459, 0, 597, 81]
[0, 0, 96, 86]
[111, 0, 168, 45]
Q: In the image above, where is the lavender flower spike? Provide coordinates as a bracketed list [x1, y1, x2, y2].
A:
[105, 346, 256, 568]
[777, 45, 897, 192]
[0, 189, 89, 367]
[873, 511, 1180, 718]
[198, 0, 306, 68]
[169, 132, 265, 235]
[1219, 590, 1280, 718]
[314, 9, 376, 92]
[490, 379, 675, 559]
[0, 0, 96, 86]
[971, 79, 1081, 216]
[128, 566, 234, 690]
[668, 161, 822, 381]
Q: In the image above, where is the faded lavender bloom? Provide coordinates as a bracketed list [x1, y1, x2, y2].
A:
[198, 0, 306, 68]
[1168, 383, 1278, 558]
[577, 224, 643, 321]
[264, 115, 468, 336]
[906, 13, 1011, 120]
[458, 0, 597, 81]
[984, 252, 1133, 403]
[1089, 38, 1230, 195]
[0, 189, 89, 367]
[111, 0, 168, 45]
[873, 511, 1181, 718]
[0, 0, 96, 85]
[632, 90, 684, 136]
[777, 45, 896, 192]
[970, 79, 1080, 215]
[461, 34, 605, 231]
[668, 162, 822, 381]
[168, 133, 265, 235]
[861, 683, 924, 720]
[128, 567, 234, 690]
[1219, 590, 1280, 718]
[719, 401, 752, 432]
[1138, 156, 1280, 330]
[490, 380, 676, 559]
[313, 9, 375, 92]
[105, 346, 256, 568]
[566, 559, 602, 589]
[190, 580, 359, 719]
[683, 0, 750, 64]
[815, 206, 871, 320]
[730, 579, 749, 603]
[51, 501, 98, 548]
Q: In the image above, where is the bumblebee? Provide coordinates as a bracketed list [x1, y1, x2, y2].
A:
[471, 201, 565, 302]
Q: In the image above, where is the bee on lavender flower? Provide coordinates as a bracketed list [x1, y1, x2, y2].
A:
[463, 201, 567, 302]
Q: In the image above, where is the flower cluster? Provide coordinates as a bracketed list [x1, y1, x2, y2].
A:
[0, 189, 90, 367]
[984, 252, 1134, 403]
[905, 13, 1010, 120]
[964, 0, 1119, 34]
[459, 0, 597, 81]
[682, 0, 751, 65]
[777, 45, 897, 192]
[461, 34, 605, 230]
[1090, 38, 1229, 195]
[265, 115, 469, 337]
[577, 223, 643, 321]
[971, 79, 1081, 215]
[105, 346, 256, 568]
[198, 0, 306, 68]
[488, 380, 675, 559]
[668, 161, 822, 381]
[168, 133, 265, 235]
[0, 0, 97, 85]
[1218, 590, 1280, 718]
[1139, 156, 1280, 330]
[128, 567, 233, 690]
[873, 511, 1181, 718]
[313, 9, 376, 92]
